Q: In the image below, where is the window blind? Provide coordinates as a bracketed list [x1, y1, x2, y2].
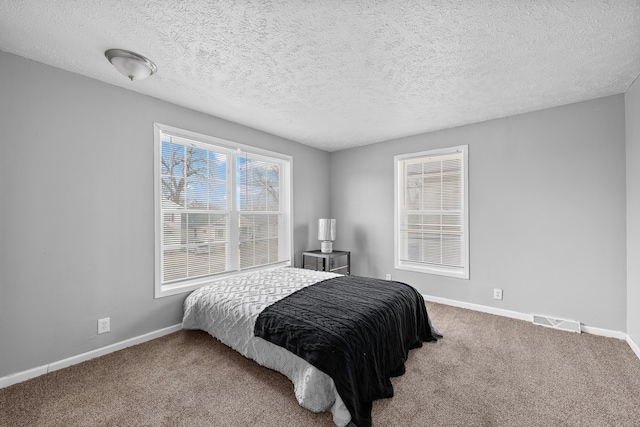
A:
[396, 146, 468, 279]
[160, 135, 231, 283]
[155, 124, 292, 297]
[237, 155, 282, 270]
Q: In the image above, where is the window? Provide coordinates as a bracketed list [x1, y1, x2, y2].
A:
[154, 123, 292, 297]
[394, 145, 469, 279]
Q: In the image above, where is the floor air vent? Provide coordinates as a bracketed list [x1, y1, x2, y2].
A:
[532, 315, 581, 333]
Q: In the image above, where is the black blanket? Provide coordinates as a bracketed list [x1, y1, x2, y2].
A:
[254, 275, 440, 427]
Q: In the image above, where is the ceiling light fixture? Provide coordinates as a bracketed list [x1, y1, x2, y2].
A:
[105, 49, 157, 81]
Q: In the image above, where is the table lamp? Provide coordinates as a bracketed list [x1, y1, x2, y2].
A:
[318, 218, 336, 253]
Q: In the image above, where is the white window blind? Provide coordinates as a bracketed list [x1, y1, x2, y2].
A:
[160, 135, 231, 283]
[154, 124, 292, 297]
[237, 155, 282, 269]
[395, 145, 469, 279]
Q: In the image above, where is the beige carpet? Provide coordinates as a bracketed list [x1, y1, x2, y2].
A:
[2, 302, 640, 426]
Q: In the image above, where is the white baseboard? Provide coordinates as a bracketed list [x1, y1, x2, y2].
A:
[581, 325, 627, 340]
[0, 323, 182, 389]
[423, 294, 628, 340]
[423, 294, 533, 323]
[0, 365, 50, 390]
[627, 334, 640, 360]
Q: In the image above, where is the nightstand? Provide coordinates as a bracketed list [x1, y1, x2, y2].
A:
[302, 250, 350, 275]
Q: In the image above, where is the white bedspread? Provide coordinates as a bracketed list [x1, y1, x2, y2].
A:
[182, 267, 351, 426]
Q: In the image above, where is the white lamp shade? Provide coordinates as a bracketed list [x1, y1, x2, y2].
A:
[318, 219, 336, 241]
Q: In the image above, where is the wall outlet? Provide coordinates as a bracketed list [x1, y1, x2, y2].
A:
[493, 289, 503, 301]
[98, 317, 110, 334]
[385, 274, 392, 280]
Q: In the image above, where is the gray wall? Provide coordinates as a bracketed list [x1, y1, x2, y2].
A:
[626, 77, 640, 345]
[0, 51, 331, 378]
[330, 95, 628, 332]
[0, 48, 635, 379]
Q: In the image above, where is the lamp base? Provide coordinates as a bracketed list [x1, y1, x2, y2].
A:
[320, 241, 333, 253]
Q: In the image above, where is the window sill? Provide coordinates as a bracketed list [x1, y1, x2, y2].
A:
[395, 261, 469, 280]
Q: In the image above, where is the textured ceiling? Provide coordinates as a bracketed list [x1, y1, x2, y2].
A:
[1, 1, 639, 152]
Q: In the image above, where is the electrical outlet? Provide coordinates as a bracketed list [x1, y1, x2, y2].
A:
[385, 274, 392, 280]
[98, 317, 110, 334]
[493, 289, 503, 301]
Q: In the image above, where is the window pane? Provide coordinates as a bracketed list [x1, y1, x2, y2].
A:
[423, 234, 442, 264]
[240, 214, 254, 241]
[254, 215, 269, 239]
[208, 214, 228, 273]
[162, 213, 184, 246]
[209, 151, 227, 210]
[161, 176, 185, 208]
[162, 143, 184, 177]
[239, 241, 254, 269]
[186, 147, 207, 179]
[442, 159, 462, 210]
[423, 173, 442, 210]
[267, 164, 280, 211]
[237, 157, 249, 210]
[238, 158, 261, 211]
[442, 235, 463, 267]
[186, 179, 208, 209]
[238, 213, 280, 269]
[210, 243, 227, 273]
[255, 239, 269, 265]
[407, 232, 422, 262]
[187, 213, 209, 245]
[210, 214, 227, 241]
[405, 162, 422, 210]
[269, 238, 279, 262]
[209, 182, 226, 210]
[163, 248, 187, 282]
[268, 214, 279, 238]
[189, 245, 210, 277]
[238, 158, 281, 212]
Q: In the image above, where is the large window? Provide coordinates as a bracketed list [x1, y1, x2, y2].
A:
[154, 124, 292, 297]
[395, 145, 469, 279]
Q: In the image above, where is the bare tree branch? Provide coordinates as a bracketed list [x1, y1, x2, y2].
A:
[162, 146, 208, 206]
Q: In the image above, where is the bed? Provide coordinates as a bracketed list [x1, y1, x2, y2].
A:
[182, 267, 440, 427]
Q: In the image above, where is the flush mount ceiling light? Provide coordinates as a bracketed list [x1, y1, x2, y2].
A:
[105, 49, 157, 81]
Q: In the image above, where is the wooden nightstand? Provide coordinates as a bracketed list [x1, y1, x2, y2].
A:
[302, 250, 350, 275]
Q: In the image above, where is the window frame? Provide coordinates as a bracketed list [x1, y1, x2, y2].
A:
[153, 123, 293, 298]
[394, 144, 469, 280]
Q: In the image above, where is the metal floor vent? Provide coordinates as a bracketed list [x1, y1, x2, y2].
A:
[532, 315, 581, 333]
